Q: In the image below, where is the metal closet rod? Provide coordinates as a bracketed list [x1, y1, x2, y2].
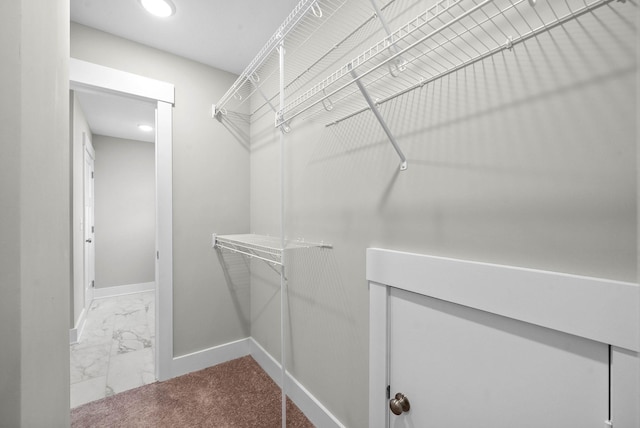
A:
[215, 242, 283, 266]
[326, 0, 616, 127]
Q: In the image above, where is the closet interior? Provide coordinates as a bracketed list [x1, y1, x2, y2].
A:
[210, 0, 634, 426]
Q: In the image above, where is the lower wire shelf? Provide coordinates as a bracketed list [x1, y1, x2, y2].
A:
[213, 233, 332, 267]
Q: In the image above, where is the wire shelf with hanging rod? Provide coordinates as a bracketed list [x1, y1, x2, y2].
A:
[213, 233, 332, 267]
[279, 0, 619, 125]
[212, 0, 367, 120]
[214, 0, 622, 168]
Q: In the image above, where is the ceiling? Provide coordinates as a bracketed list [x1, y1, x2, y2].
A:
[71, 0, 299, 75]
[71, 0, 298, 142]
[76, 91, 157, 143]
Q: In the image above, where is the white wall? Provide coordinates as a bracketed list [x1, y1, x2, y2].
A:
[71, 23, 251, 356]
[249, 1, 638, 426]
[93, 135, 156, 288]
[0, 0, 71, 425]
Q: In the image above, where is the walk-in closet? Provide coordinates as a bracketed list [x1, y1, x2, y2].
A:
[209, 0, 638, 426]
[3, 0, 637, 426]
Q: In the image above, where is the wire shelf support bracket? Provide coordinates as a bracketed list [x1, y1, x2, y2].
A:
[349, 64, 408, 171]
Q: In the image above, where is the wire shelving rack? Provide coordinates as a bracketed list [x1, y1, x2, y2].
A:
[213, 234, 332, 268]
[213, 0, 620, 170]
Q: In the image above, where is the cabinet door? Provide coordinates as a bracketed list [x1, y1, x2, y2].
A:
[388, 287, 609, 428]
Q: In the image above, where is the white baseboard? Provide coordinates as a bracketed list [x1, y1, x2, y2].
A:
[171, 337, 251, 378]
[167, 336, 344, 427]
[249, 338, 345, 428]
[93, 281, 155, 299]
[69, 307, 88, 345]
[249, 338, 284, 383]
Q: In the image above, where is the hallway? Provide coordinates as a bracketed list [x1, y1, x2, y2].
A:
[70, 291, 155, 408]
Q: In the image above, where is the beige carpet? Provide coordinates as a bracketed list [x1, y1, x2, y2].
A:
[71, 355, 315, 427]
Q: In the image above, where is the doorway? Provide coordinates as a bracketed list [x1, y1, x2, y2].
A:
[70, 88, 159, 406]
[83, 133, 95, 310]
[69, 58, 175, 392]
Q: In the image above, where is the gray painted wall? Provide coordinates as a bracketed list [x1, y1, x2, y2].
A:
[71, 91, 92, 327]
[93, 135, 156, 288]
[0, 0, 71, 425]
[249, 2, 638, 427]
[0, 1, 23, 425]
[71, 23, 251, 356]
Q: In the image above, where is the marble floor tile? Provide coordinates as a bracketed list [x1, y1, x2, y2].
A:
[106, 347, 155, 395]
[70, 291, 155, 408]
[70, 343, 110, 384]
[111, 327, 153, 356]
[113, 307, 152, 333]
[118, 291, 154, 308]
[86, 298, 118, 328]
[70, 376, 107, 409]
[74, 317, 115, 350]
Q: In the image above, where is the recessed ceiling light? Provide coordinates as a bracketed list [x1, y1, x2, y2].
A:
[138, 124, 154, 132]
[140, 0, 175, 18]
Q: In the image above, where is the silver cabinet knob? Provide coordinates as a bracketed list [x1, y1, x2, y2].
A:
[85, 239, 92, 243]
[390, 392, 410, 415]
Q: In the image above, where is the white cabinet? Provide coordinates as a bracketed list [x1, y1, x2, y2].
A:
[389, 287, 608, 427]
[367, 249, 639, 428]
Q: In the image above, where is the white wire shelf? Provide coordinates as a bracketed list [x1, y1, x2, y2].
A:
[213, 0, 620, 168]
[281, 0, 464, 120]
[279, 0, 616, 126]
[213, 0, 320, 116]
[213, 0, 375, 118]
[214, 233, 332, 266]
[214, 0, 364, 118]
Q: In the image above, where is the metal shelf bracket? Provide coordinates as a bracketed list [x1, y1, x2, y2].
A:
[212, 104, 226, 120]
[349, 65, 408, 171]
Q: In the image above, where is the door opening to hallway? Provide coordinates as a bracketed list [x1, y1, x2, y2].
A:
[83, 133, 94, 311]
[70, 87, 159, 407]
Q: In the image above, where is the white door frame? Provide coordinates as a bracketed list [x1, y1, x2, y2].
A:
[70, 58, 175, 381]
[366, 248, 639, 428]
[83, 133, 95, 310]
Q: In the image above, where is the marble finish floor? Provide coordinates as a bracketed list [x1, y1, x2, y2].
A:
[70, 291, 155, 408]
